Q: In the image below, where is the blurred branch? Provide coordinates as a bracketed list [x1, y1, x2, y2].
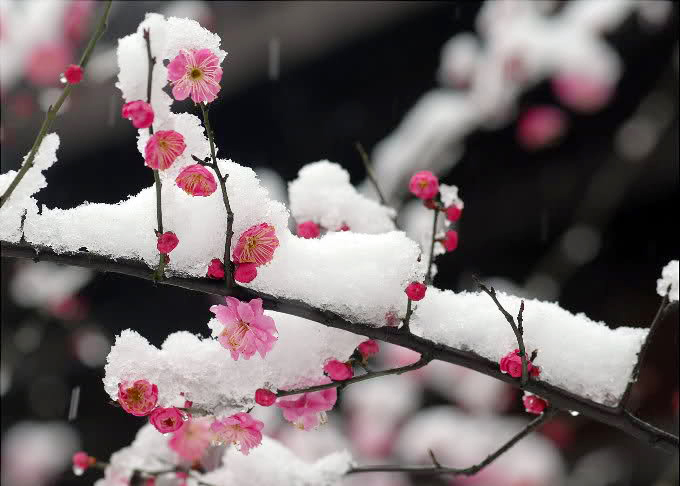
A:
[355, 141, 388, 206]
[1, 240, 678, 453]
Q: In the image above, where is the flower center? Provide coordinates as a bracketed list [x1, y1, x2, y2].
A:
[158, 140, 168, 150]
[162, 417, 175, 427]
[246, 236, 258, 250]
[225, 320, 250, 349]
[418, 180, 429, 189]
[127, 387, 142, 404]
[190, 68, 203, 80]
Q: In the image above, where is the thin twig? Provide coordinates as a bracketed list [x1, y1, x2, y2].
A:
[401, 298, 414, 333]
[0, 0, 113, 208]
[1, 241, 678, 453]
[347, 408, 558, 475]
[355, 141, 388, 206]
[425, 208, 439, 285]
[199, 103, 234, 290]
[276, 356, 431, 398]
[474, 275, 530, 386]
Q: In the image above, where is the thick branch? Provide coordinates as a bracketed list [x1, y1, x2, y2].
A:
[348, 408, 558, 475]
[0, 1, 113, 209]
[1, 241, 677, 453]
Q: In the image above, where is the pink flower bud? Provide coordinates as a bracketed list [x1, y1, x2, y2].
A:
[117, 379, 158, 416]
[297, 221, 321, 239]
[358, 340, 379, 359]
[324, 359, 354, 381]
[144, 130, 186, 170]
[499, 349, 541, 379]
[523, 392, 548, 415]
[408, 171, 439, 200]
[445, 205, 462, 222]
[175, 164, 217, 197]
[516, 106, 567, 150]
[72, 451, 92, 471]
[157, 231, 179, 254]
[207, 258, 225, 279]
[339, 223, 350, 231]
[121, 100, 154, 129]
[255, 388, 277, 406]
[234, 263, 257, 283]
[64, 64, 83, 84]
[405, 282, 427, 301]
[443, 230, 458, 252]
[149, 407, 185, 433]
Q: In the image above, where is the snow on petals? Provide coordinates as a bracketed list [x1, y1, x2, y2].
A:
[209, 297, 278, 360]
[175, 164, 217, 196]
[117, 379, 158, 416]
[144, 130, 186, 170]
[167, 48, 223, 104]
[168, 417, 213, 461]
[232, 223, 279, 266]
[210, 412, 264, 455]
[276, 382, 337, 430]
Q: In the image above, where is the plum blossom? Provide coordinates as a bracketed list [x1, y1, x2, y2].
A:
[72, 451, 94, 474]
[144, 130, 186, 170]
[209, 297, 278, 360]
[445, 205, 462, 222]
[167, 48, 223, 103]
[149, 407, 185, 433]
[234, 263, 257, 283]
[405, 282, 427, 301]
[552, 73, 614, 113]
[408, 171, 439, 200]
[206, 258, 225, 279]
[255, 388, 277, 407]
[63, 64, 83, 84]
[121, 101, 154, 129]
[297, 221, 321, 239]
[358, 340, 379, 359]
[499, 349, 541, 379]
[324, 359, 354, 381]
[523, 392, 548, 415]
[117, 379, 158, 416]
[26, 43, 72, 86]
[232, 223, 279, 266]
[168, 417, 213, 461]
[157, 232, 179, 254]
[210, 412, 264, 455]
[175, 164, 217, 196]
[516, 106, 568, 150]
[276, 382, 337, 430]
[443, 230, 458, 252]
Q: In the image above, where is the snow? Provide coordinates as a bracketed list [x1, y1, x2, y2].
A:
[10, 261, 92, 309]
[657, 260, 679, 302]
[94, 424, 352, 486]
[288, 161, 396, 233]
[103, 311, 364, 416]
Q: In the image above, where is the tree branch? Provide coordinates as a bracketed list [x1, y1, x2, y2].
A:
[355, 141, 388, 206]
[347, 408, 559, 475]
[425, 208, 439, 285]
[0, 0, 113, 209]
[1, 240, 677, 453]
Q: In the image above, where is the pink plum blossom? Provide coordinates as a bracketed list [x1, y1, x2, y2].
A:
[64, 0, 94, 43]
[117, 379, 158, 416]
[445, 205, 462, 222]
[206, 258, 225, 279]
[523, 392, 548, 415]
[232, 223, 279, 266]
[121, 100, 154, 129]
[234, 263, 257, 283]
[324, 359, 354, 381]
[175, 164, 217, 197]
[408, 171, 439, 200]
[255, 388, 277, 407]
[149, 407, 185, 433]
[144, 130, 186, 170]
[26, 43, 72, 86]
[72, 452, 93, 472]
[405, 282, 427, 301]
[499, 349, 541, 379]
[516, 106, 568, 150]
[210, 297, 278, 360]
[63, 64, 83, 84]
[297, 221, 320, 239]
[157, 231, 179, 254]
[210, 412, 264, 455]
[169, 417, 213, 461]
[339, 223, 350, 231]
[276, 381, 337, 430]
[552, 73, 614, 113]
[443, 230, 459, 252]
[358, 340, 380, 359]
[167, 48, 223, 104]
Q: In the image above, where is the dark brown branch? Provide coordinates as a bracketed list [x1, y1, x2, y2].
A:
[425, 208, 439, 285]
[276, 356, 431, 398]
[474, 276, 529, 386]
[347, 408, 558, 475]
[1, 241, 677, 453]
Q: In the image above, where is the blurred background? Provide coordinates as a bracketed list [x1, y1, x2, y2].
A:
[1, 1, 678, 485]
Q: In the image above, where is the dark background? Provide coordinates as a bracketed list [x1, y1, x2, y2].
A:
[1, 2, 678, 485]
